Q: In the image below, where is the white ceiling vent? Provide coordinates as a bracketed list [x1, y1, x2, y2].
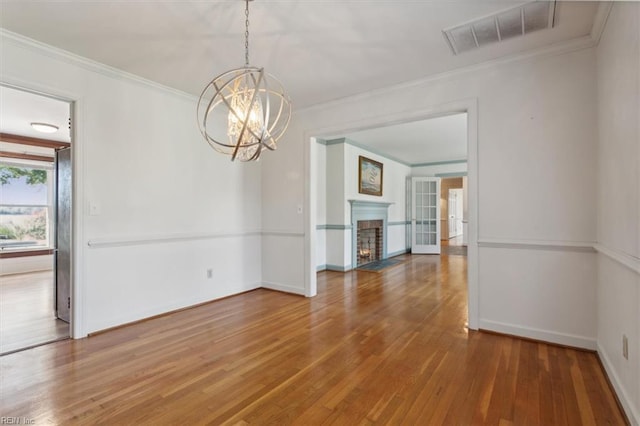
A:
[443, 1, 556, 55]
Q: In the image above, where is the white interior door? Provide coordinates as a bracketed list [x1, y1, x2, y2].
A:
[411, 177, 441, 254]
[448, 188, 464, 238]
[448, 189, 457, 237]
[454, 188, 464, 236]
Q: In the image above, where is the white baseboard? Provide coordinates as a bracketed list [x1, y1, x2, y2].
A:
[479, 319, 596, 350]
[597, 343, 640, 426]
[261, 281, 306, 296]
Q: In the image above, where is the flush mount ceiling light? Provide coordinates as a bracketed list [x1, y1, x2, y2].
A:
[197, 0, 291, 162]
[30, 122, 59, 133]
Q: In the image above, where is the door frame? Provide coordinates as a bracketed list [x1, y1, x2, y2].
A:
[1, 80, 86, 338]
[304, 98, 479, 329]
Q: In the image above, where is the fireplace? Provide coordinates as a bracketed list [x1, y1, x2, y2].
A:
[349, 200, 391, 270]
[357, 220, 383, 266]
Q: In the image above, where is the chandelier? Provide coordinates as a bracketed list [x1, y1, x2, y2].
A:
[197, 0, 291, 162]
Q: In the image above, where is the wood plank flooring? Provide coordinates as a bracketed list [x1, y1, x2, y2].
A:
[0, 254, 627, 425]
[0, 271, 69, 355]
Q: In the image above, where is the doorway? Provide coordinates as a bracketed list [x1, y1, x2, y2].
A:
[0, 85, 72, 354]
[440, 177, 465, 245]
[307, 99, 479, 329]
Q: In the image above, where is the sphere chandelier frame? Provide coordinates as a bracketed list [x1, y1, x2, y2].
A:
[197, 0, 291, 162]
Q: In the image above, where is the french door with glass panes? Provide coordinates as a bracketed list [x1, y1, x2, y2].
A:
[411, 177, 441, 254]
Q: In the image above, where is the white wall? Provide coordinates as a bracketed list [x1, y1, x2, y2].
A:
[323, 142, 348, 270]
[262, 42, 599, 349]
[595, 3, 640, 424]
[1, 31, 263, 335]
[343, 142, 410, 226]
[316, 139, 411, 270]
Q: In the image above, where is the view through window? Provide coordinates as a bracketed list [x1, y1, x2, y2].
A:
[0, 163, 53, 250]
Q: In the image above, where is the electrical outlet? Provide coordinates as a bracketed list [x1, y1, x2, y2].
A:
[622, 334, 629, 360]
[206, 269, 213, 279]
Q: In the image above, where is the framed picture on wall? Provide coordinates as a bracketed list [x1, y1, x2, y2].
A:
[358, 156, 383, 196]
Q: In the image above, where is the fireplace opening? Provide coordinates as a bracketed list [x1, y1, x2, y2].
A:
[357, 220, 383, 267]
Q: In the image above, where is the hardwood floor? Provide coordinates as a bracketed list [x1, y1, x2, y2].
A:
[0, 271, 69, 355]
[0, 255, 627, 425]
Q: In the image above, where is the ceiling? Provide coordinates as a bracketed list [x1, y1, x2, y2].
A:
[0, 1, 601, 163]
[0, 85, 71, 143]
[327, 112, 468, 165]
[0, 85, 70, 162]
[0, 1, 599, 109]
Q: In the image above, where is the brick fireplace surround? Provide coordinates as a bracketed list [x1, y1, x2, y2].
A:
[356, 220, 383, 267]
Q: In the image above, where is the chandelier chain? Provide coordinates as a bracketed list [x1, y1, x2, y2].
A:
[244, 0, 250, 66]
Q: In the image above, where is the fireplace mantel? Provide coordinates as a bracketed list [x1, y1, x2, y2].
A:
[348, 200, 393, 209]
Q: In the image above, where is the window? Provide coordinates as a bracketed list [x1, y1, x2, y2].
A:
[0, 163, 53, 250]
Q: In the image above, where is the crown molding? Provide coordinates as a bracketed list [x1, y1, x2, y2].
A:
[297, 34, 596, 115]
[0, 29, 197, 102]
[320, 137, 468, 168]
[436, 172, 467, 178]
[343, 138, 411, 166]
[590, 2, 614, 46]
[412, 159, 467, 168]
[320, 137, 412, 166]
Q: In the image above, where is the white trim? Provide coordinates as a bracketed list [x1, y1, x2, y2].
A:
[73, 97, 87, 339]
[479, 319, 597, 351]
[306, 138, 316, 297]
[466, 99, 479, 330]
[594, 243, 640, 275]
[597, 343, 640, 426]
[477, 239, 639, 273]
[87, 231, 263, 249]
[478, 238, 596, 252]
[0, 29, 196, 102]
[261, 281, 306, 296]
